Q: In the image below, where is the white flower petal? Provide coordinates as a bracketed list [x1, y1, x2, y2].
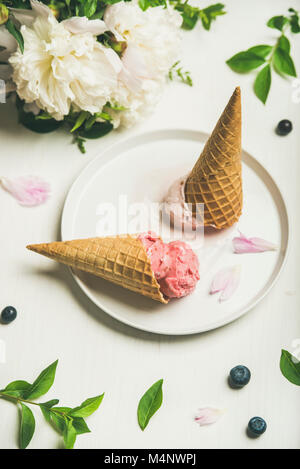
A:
[0, 176, 50, 207]
[210, 266, 241, 302]
[102, 47, 123, 74]
[120, 44, 152, 92]
[219, 266, 241, 302]
[10, 0, 52, 27]
[9, 9, 36, 27]
[195, 408, 224, 426]
[62, 17, 108, 35]
[233, 231, 277, 254]
[30, 0, 52, 19]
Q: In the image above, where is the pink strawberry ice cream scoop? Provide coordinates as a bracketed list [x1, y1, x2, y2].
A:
[138, 231, 200, 299]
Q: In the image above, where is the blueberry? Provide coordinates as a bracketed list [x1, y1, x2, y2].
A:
[248, 417, 267, 437]
[1, 306, 17, 324]
[229, 365, 251, 388]
[276, 119, 293, 136]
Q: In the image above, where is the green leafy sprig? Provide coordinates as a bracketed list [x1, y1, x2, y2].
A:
[168, 60, 193, 86]
[0, 360, 105, 449]
[168, 1, 226, 31]
[226, 8, 300, 104]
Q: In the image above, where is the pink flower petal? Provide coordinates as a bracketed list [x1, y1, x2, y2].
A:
[233, 231, 277, 254]
[0, 176, 50, 207]
[194, 408, 223, 426]
[210, 266, 241, 302]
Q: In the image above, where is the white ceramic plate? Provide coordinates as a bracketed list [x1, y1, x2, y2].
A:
[61, 129, 289, 335]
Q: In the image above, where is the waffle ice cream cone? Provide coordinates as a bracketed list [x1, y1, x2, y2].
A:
[27, 235, 168, 304]
[184, 87, 243, 229]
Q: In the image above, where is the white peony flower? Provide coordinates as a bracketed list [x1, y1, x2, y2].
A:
[9, 8, 122, 120]
[104, 0, 182, 127]
[105, 0, 182, 76]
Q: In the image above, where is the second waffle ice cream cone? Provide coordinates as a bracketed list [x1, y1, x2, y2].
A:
[184, 87, 243, 229]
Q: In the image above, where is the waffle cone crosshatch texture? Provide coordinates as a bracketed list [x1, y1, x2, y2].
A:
[184, 87, 243, 229]
[27, 236, 168, 304]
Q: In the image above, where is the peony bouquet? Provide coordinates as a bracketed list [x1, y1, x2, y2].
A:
[0, 0, 225, 152]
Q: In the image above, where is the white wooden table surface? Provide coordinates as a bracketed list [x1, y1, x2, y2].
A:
[0, 0, 299, 449]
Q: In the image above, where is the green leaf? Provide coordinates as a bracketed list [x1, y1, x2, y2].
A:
[73, 134, 86, 154]
[200, 11, 210, 30]
[78, 121, 113, 139]
[289, 8, 300, 33]
[138, 0, 148, 11]
[70, 394, 104, 418]
[278, 35, 290, 53]
[273, 47, 297, 77]
[71, 111, 89, 132]
[172, 1, 199, 30]
[83, 0, 97, 18]
[40, 406, 52, 424]
[40, 399, 60, 421]
[50, 413, 67, 434]
[106, 102, 127, 111]
[181, 11, 198, 30]
[0, 390, 24, 398]
[72, 417, 91, 435]
[96, 112, 113, 122]
[137, 379, 163, 431]
[169, 61, 193, 86]
[35, 112, 54, 120]
[226, 51, 266, 73]
[52, 406, 72, 413]
[63, 420, 77, 449]
[90, 8, 105, 20]
[24, 360, 58, 400]
[20, 403, 35, 449]
[280, 349, 300, 385]
[85, 112, 112, 130]
[247, 44, 273, 59]
[254, 64, 271, 104]
[267, 15, 288, 31]
[4, 380, 31, 398]
[17, 100, 62, 134]
[5, 19, 24, 53]
[201, 3, 226, 30]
